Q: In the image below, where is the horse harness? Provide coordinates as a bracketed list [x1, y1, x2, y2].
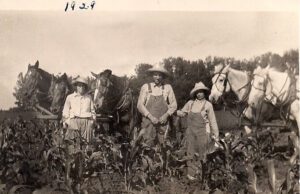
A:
[97, 77, 133, 124]
[252, 71, 299, 122]
[213, 67, 252, 117]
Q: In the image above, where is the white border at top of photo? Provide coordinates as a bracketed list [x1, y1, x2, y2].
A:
[0, 0, 299, 12]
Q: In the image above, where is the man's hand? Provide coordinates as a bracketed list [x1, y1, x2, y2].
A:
[159, 113, 169, 124]
[148, 114, 159, 125]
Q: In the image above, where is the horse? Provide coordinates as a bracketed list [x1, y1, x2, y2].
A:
[48, 73, 73, 115]
[91, 69, 137, 139]
[22, 61, 52, 110]
[208, 64, 277, 124]
[248, 65, 299, 129]
[209, 64, 251, 104]
[248, 65, 300, 164]
[209, 64, 253, 119]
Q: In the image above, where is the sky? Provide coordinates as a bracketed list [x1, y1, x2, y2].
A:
[0, 1, 299, 109]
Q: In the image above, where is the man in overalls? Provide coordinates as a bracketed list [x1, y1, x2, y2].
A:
[137, 63, 177, 147]
[177, 82, 219, 180]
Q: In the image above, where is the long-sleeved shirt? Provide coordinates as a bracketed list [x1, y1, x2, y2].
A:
[62, 92, 96, 122]
[181, 99, 219, 138]
[137, 82, 177, 117]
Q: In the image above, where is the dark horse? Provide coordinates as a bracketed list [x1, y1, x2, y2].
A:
[92, 69, 137, 138]
[22, 61, 52, 110]
[48, 73, 73, 115]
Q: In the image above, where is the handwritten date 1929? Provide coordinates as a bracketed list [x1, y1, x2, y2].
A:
[65, 1, 96, 11]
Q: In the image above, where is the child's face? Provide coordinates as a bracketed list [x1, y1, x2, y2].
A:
[196, 91, 205, 100]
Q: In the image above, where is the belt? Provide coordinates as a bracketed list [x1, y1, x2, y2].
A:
[73, 116, 93, 120]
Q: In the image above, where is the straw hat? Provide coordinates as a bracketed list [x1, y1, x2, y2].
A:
[72, 76, 88, 86]
[190, 82, 209, 97]
[147, 63, 170, 77]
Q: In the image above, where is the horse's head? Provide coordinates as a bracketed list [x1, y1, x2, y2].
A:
[248, 65, 271, 108]
[91, 69, 113, 110]
[209, 64, 231, 103]
[49, 73, 71, 114]
[23, 61, 41, 98]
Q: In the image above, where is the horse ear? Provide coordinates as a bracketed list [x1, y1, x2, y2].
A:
[222, 64, 230, 73]
[34, 61, 39, 68]
[62, 73, 67, 80]
[91, 72, 98, 78]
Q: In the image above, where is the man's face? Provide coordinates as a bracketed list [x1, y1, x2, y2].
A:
[152, 72, 164, 85]
[76, 83, 86, 95]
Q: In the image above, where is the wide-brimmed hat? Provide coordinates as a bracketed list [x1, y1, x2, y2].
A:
[72, 76, 88, 86]
[147, 63, 170, 77]
[190, 82, 209, 97]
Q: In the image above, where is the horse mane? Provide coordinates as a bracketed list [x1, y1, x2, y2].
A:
[253, 66, 268, 76]
[37, 67, 52, 82]
[229, 68, 249, 82]
[214, 63, 224, 74]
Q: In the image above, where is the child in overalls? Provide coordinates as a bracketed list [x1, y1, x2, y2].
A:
[137, 63, 177, 147]
[177, 82, 219, 180]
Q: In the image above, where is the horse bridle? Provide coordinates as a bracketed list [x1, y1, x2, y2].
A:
[212, 66, 230, 95]
[251, 74, 269, 93]
[95, 76, 130, 111]
[96, 77, 111, 96]
[251, 72, 290, 106]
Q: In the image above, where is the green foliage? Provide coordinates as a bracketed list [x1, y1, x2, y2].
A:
[12, 73, 26, 109]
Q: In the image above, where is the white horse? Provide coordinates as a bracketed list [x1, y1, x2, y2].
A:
[248, 65, 299, 164]
[248, 65, 299, 128]
[209, 64, 251, 104]
[209, 64, 273, 124]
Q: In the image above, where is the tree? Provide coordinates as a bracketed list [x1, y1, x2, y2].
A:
[13, 72, 25, 108]
[282, 49, 299, 74]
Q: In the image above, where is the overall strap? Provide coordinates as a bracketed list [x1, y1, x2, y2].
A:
[147, 83, 152, 93]
[148, 83, 165, 92]
[201, 101, 207, 112]
[190, 100, 206, 112]
[147, 82, 168, 103]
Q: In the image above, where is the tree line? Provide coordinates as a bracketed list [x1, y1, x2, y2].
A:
[12, 49, 298, 110]
[130, 49, 298, 108]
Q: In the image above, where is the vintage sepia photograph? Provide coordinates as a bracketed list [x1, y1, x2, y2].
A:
[0, 0, 299, 193]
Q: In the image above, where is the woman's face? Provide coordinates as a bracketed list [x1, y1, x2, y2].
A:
[196, 90, 205, 100]
[76, 83, 87, 95]
[152, 72, 164, 85]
